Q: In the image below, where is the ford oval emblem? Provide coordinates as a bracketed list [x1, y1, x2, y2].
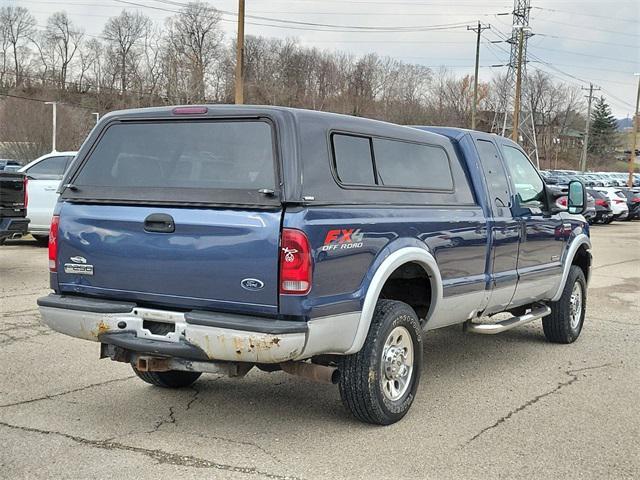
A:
[241, 278, 265, 291]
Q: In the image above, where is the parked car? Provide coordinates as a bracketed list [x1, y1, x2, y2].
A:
[0, 159, 21, 171]
[594, 187, 629, 220]
[0, 171, 30, 243]
[38, 106, 591, 425]
[19, 151, 76, 242]
[586, 189, 614, 224]
[619, 188, 640, 220]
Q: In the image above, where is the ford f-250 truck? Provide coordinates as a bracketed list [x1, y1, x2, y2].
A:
[38, 106, 591, 425]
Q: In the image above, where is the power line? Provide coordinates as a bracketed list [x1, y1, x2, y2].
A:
[535, 33, 638, 49]
[533, 6, 639, 24]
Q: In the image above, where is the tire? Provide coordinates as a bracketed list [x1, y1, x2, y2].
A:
[33, 235, 49, 246]
[338, 299, 423, 425]
[543, 265, 586, 344]
[132, 366, 202, 388]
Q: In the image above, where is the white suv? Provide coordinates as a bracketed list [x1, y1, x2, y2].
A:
[19, 151, 76, 241]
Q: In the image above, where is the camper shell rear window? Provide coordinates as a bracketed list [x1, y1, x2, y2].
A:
[64, 119, 279, 206]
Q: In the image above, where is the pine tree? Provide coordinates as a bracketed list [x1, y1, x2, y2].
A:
[588, 96, 618, 156]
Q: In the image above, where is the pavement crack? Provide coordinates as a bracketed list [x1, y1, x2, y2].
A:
[0, 421, 302, 479]
[185, 385, 200, 411]
[464, 363, 614, 445]
[0, 376, 136, 408]
[147, 406, 177, 433]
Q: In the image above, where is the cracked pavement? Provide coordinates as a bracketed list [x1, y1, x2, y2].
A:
[1, 223, 639, 479]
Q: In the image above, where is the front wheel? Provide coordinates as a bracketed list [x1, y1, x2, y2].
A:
[338, 300, 423, 425]
[543, 265, 586, 343]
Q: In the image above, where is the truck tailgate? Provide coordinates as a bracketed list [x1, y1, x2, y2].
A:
[56, 203, 282, 315]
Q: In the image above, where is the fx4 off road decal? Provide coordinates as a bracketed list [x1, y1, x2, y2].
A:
[321, 229, 364, 251]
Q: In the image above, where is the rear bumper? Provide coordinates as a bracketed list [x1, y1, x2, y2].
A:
[0, 217, 29, 239]
[38, 294, 360, 363]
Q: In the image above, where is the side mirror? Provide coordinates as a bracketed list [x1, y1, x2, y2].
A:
[567, 180, 586, 214]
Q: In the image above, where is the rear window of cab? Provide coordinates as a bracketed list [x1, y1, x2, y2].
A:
[331, 133, 454, 191]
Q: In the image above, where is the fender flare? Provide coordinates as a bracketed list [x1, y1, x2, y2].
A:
[550, 233, 592, 302]
[344, 246, 443, 354]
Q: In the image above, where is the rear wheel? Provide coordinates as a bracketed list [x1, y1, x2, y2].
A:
[543, 265, 586, 344]
[338, 299, 423, 425]
[32, 235, 49, 246]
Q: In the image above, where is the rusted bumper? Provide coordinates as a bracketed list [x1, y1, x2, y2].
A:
[37, 294, 361, 363]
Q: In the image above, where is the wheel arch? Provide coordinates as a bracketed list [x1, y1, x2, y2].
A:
[550, 234, 592, 302]
[344, 244, 443, 354]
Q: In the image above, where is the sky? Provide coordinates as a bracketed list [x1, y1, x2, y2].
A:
[5, 0, 640, 117]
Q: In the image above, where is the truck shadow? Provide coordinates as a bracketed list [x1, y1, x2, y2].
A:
[117, 322, 560, 432]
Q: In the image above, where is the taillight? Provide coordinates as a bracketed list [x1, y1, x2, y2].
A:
[49, 215, 60, 272]
[595, 199, 607, 207]
[632, 197, 640, 203]
[23, 176, 28, 208]
[613, 199, 625, 204]
[279, 228, 312, 294]
[555, 196, 567, 209]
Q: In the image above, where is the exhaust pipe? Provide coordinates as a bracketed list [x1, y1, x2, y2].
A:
[280, 361, 340, 384]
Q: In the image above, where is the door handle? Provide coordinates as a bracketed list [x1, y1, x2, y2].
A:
[144, 213, 175, 233]
[44, 187, 57, 191]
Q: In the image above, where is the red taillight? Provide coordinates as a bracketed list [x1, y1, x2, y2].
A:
[279, 228, 312, 295]
[632, 197, 640, 203]
[613, 199, 625, 204]
[23, 176, 28, 208]
[172, 106, 208, 115]
[49, 215, 60, 272]
[556, 196, 567, 208]
[595, 199, 607, 207]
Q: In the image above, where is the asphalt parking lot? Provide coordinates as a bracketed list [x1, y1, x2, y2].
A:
[1, 222, 638, 480]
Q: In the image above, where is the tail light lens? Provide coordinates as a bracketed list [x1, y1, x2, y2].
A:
[613, 199, 625, 204]
[595, 198, 607, 207]
[23, 176, 28, 208]
[49, 215, 60, 272]
[555, 196, 567, 209]
[279, 228, 312, 294]
[632, 197, 640, 203]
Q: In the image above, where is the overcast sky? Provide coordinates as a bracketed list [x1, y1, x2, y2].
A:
[6, 0, 640, 117]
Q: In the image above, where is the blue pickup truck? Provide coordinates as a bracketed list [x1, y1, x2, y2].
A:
[38, 106, 591, 425]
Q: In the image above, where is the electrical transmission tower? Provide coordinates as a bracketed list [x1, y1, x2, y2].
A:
[495, 0, 539, 166]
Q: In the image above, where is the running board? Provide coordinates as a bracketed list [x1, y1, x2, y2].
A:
[465, 304, 551, 335]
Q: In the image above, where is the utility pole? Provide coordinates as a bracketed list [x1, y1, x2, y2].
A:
[45, 101, 57, 152]
[467, 21, 491, 130]
[511, 27, 525, 143]
[580, 83, 600, 172]
[234, 0, 245, 104]
[627, 73, 640, 187]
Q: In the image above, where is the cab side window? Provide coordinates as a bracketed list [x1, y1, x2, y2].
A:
[501, 146, 545, 209]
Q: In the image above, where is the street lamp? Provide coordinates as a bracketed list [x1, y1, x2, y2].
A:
[628, 73, 640, 187]
[92, 112, 100, 124]
[45, 101, 57, 152]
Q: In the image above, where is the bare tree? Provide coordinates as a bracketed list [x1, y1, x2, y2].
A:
[45, 12, 83, 89]
[165, 2, 223, 102]
[103, 10, 150, 93]
[0, 6, 36, 85]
